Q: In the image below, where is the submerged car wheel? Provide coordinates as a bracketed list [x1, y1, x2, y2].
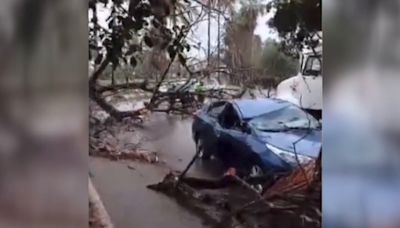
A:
[196, 138, 211, 160]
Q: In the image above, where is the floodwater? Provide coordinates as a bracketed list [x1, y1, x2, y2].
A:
[138, 113, 225, 178]
[89, 113, 225, 228]
[89, 88, 275, 228]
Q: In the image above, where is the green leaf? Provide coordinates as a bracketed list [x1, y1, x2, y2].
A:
[112, 0, 123, 5]
[141, 4, 151, 17]
[168, 46, 176, 59]
[133, 20, 144, 31]
[111, 55, 119, 70]
[89, 43, 97, 50]
[122, 18, 135, 29]
[126, 44, 140, 55]
[178, 54, 186, 65]
[152, 19, 161, 28]
[94, 53, 103, 65]
[185, 44, 191, 52]
[144, 35, 153, 47]
[130, 56, 137, 67]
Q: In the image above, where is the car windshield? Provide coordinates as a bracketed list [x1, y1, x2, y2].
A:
[249, 105, 320, 131]
[303, 55, 322, 76]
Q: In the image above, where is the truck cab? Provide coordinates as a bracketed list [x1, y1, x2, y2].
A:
[276, 47, 322, 120]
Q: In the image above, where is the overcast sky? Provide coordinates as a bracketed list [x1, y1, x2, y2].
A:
[190, 11, 278, 58]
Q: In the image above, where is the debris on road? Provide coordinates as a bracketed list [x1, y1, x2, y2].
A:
[263, 159, 319, 199]
[148, 157, 321, 228]
[90, 131, 159, 163]
[92, 146, 160, 163]
[89, 108, 160, 164]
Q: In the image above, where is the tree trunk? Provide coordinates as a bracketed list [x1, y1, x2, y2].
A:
[111, 67, 115, 86]
[217, 2, 221, 83]
[89, 57, 141, 120]
[207, 0, 211, 66]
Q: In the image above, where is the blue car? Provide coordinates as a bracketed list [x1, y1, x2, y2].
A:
[192, 98, 321, 176]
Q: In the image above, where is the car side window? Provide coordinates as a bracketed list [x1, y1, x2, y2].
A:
[207, 102, 226, 118]
[219, 104, 241, 130]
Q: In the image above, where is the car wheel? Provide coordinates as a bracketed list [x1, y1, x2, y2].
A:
[249, 164, 264, 177]
[196, 138, 211, 160]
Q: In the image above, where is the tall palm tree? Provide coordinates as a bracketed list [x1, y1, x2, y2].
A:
[223, 0, 268, 84]
[216, 0, 237, 77]
[205, 0, 237, 66]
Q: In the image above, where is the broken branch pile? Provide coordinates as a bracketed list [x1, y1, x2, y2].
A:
[148, 160, 321, 228]
[89, 111, 159, 163]
[263, 161, 318, 199]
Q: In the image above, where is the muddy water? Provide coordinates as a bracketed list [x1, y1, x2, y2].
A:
[138, 113, 225, 178]
[90, 113, 225, 228]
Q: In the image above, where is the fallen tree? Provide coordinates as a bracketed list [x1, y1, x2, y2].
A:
[88, 0, 253, 122]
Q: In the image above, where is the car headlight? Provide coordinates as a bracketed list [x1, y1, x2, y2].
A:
[266, 144, 313, 166]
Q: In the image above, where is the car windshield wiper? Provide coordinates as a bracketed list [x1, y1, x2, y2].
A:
[284, 126, 316, 130]
[278, 121, 318, 131]
[256, 128, 287, 132]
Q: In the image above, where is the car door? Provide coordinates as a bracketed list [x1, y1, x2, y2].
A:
[216, 104, 250, 168]
[199, 101, 227, 154]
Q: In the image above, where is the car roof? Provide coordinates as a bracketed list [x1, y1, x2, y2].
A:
[231, 98, 291, 120]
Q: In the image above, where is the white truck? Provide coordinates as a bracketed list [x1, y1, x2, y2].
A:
[276, 46, 322, 120]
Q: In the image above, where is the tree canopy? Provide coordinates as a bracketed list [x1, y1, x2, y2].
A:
[257, 40, 298, 78]
[267, 0, 321, 56]
[87, 0, 321, 119]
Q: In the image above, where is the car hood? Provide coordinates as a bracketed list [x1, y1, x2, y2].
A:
[276, 75, 322, 110]
[255, 129, 321, 158]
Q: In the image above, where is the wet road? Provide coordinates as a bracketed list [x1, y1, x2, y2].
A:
[138, 113, 225, 178]
[90, 158, 206, 228]
[89, 113, 225, 228]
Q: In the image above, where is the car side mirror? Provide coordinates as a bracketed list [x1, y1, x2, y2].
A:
[240, 122, 251, 134]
